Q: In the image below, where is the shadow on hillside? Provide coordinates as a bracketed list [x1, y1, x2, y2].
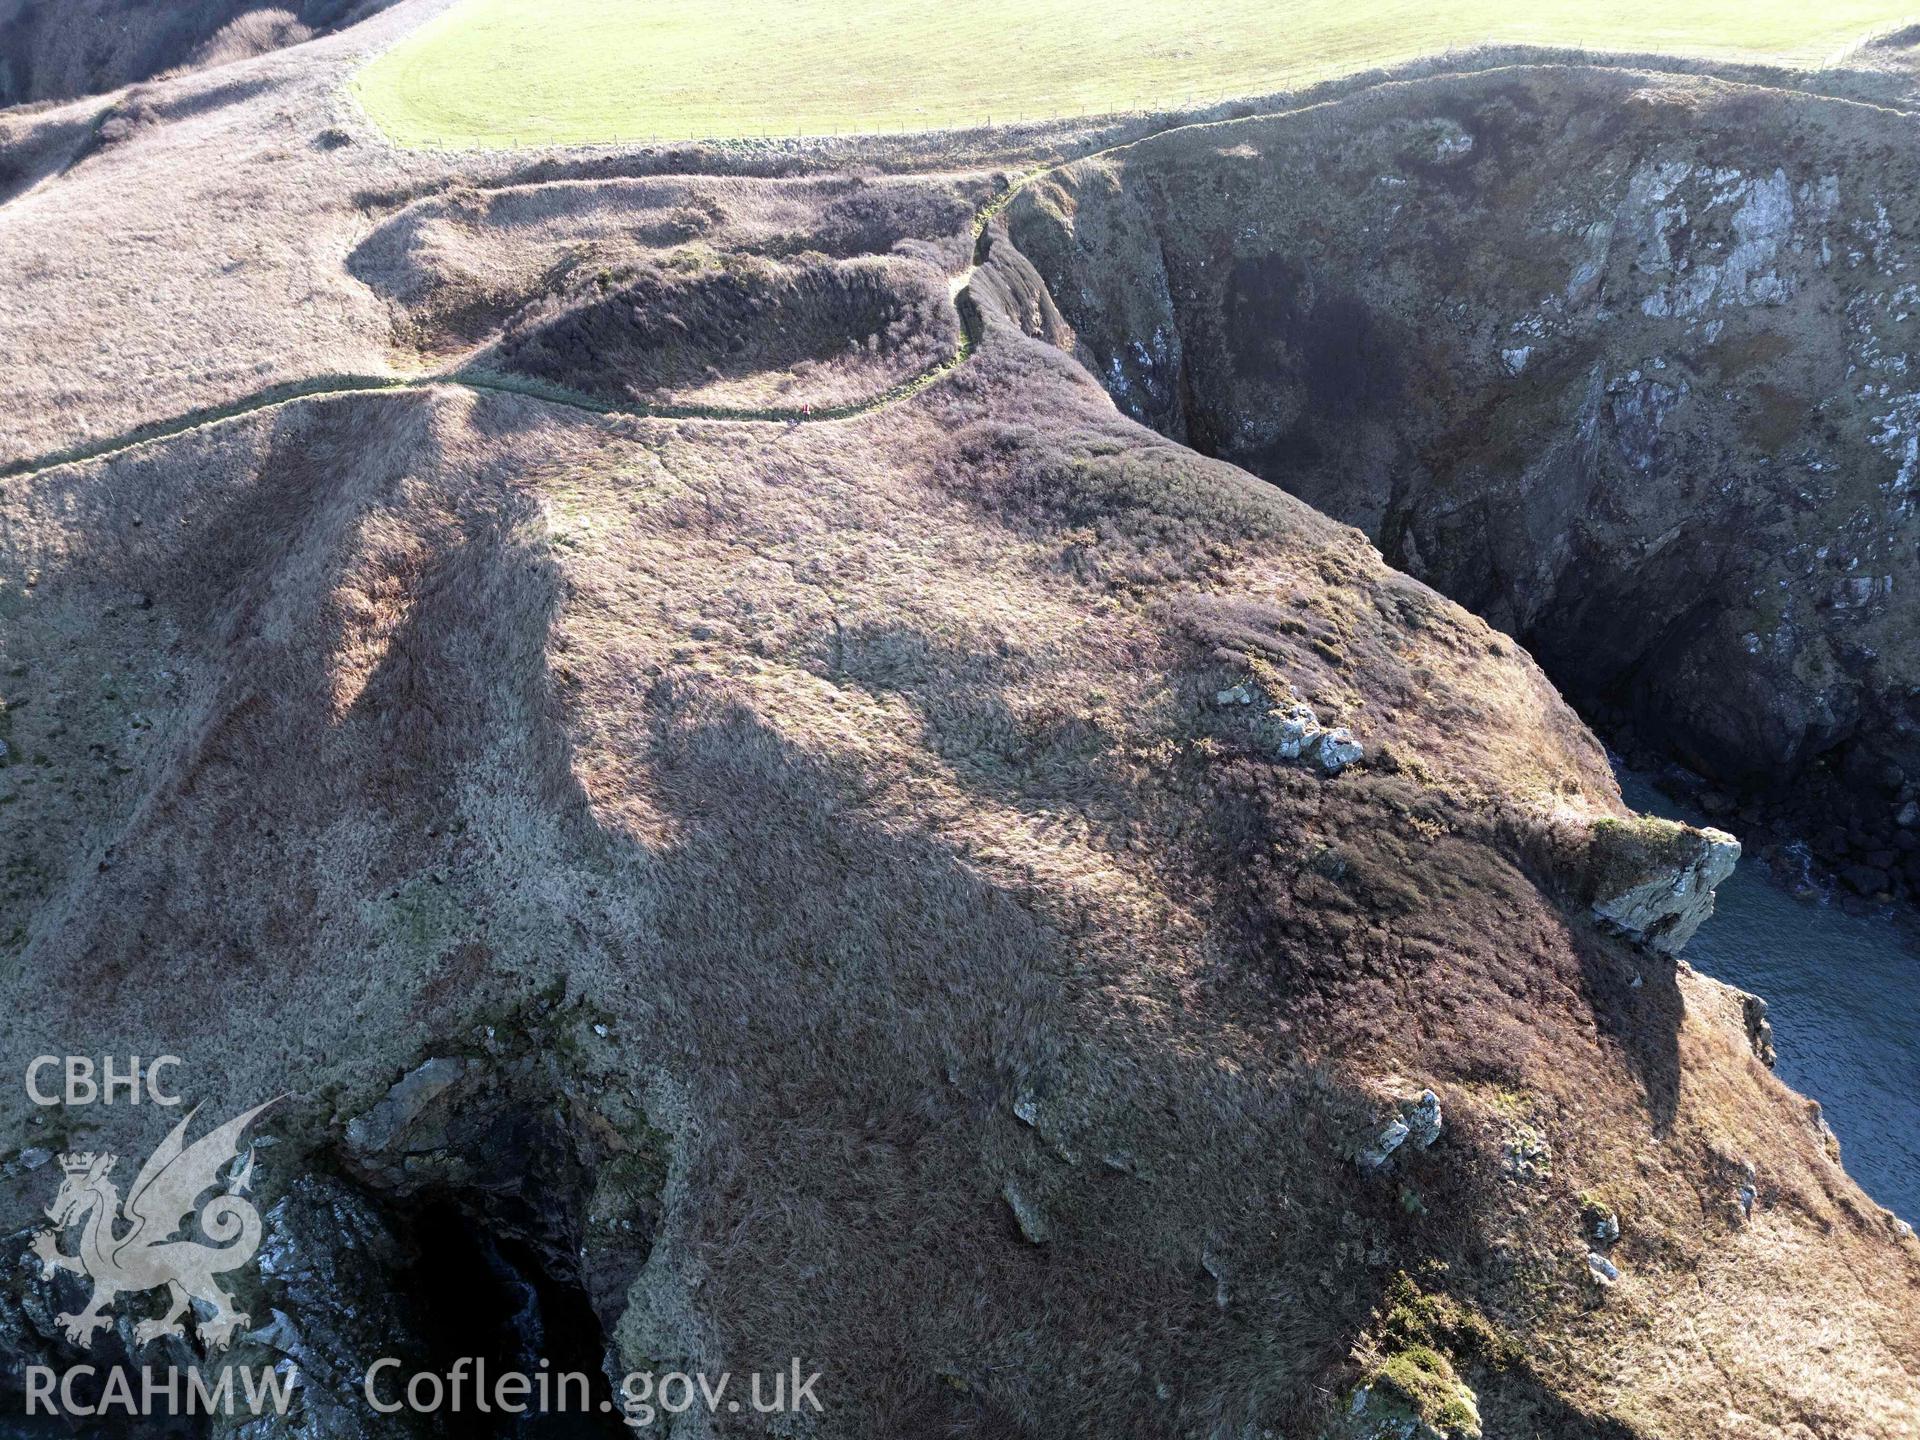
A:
[0, 360, 1682, 1437]
[0, 107, 99, 207]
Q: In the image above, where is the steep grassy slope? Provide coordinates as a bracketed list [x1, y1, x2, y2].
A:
[5, 282, 1913, 1438]
[0, 29, 1915, 1438]
[0, 0, 395, 107]
[1011, 65, 1920, 895]
[351, 0, 1913, 146]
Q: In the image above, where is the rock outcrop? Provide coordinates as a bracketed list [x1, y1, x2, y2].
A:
[1217, 673, 1368, 772]
[1010, 66, 1920, 890]
[1585, 815, 1741, 953]
[0, 39, 1913, 1440]
[1359, 1088, 1446, 1170]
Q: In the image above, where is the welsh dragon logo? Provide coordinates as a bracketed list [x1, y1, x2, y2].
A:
[29, 1100, 280, 1351]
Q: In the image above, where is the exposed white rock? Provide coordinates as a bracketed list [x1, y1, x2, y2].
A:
[1314, 727, 1365, 774]
[1633, 164, 1798, 317]
[1606, 373, 1689, 473]
[1268, 701, 1322, 759]
[1003, 1180, 1049, 1243]
[1404, 1089, 1443, 1149]
[1566, 220, 1613, 303]
[1360, 1116, 1412, 1170]
[1228, 684, 1365, 776]
[1358, 1089, 1442, 1169]
[344, 1055, 473, 1159]
[1590, 819, 1740, 956]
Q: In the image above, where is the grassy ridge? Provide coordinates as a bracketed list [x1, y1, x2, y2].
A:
[353, 0, 1914, 147]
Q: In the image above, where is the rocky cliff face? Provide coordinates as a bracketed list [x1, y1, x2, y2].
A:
[1010, 66, 1920, 894]
[1585, 815, 1741, 953]
[0, 37, 1914, 1440]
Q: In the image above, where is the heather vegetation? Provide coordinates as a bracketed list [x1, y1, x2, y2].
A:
[482, 253, 960, 411]
[0, 3, 1916, 1436]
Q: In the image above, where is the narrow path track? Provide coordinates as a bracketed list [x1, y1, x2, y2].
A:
[4, 60, 1914, 484]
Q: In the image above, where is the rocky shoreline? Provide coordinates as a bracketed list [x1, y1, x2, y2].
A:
[1010, 65, 1920, 909]
[0, 19, 1916, 1436]
[1609, 718, 1920, 905]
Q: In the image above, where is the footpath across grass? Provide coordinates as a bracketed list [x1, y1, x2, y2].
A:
[353, 0, 1915, 148]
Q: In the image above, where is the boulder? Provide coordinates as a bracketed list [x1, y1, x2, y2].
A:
[1403, 1090, 1443, 1149]
[1587, 816, 1739, 955]
[1358, 1089, 1443, 1169]
[1002, 1181, 1050, 1244]
[1262, 700, 1324, 760]
[1339, 1349, 1484, 1440]
[342, 1055, 474, 1171]
[1360, 1116, 1413, 1170]
[1315, 727, 1366, 774]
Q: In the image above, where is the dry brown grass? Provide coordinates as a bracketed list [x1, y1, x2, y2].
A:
[3, 314, 1912, 1436]
[1007, 64, 1920, 869]
[0, 24, 1914, 1439]
[0, 0, 394, 106]
[186, 10, 315, 71]
[483, 251, 960, 411]
[347, 171, 987, 361]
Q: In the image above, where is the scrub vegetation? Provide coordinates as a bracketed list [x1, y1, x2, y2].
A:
[0, 4, 1917, 1436]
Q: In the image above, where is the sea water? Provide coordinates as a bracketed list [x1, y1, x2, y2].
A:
[1618, 770, 1918, 1223]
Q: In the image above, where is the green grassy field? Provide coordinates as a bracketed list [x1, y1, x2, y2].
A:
[354, 0, 1915, 147]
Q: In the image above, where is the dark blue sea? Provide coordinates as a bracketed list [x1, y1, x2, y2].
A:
[1619, 771, 1919, 1224]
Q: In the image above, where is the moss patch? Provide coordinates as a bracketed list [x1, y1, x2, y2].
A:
[1379, 1273, 1518, 1367]
[1374, 1346, 1483, 1438]
[1584, 814, 1699, 899]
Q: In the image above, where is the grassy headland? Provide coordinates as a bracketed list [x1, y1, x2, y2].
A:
[353, 0, 1914, 146]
